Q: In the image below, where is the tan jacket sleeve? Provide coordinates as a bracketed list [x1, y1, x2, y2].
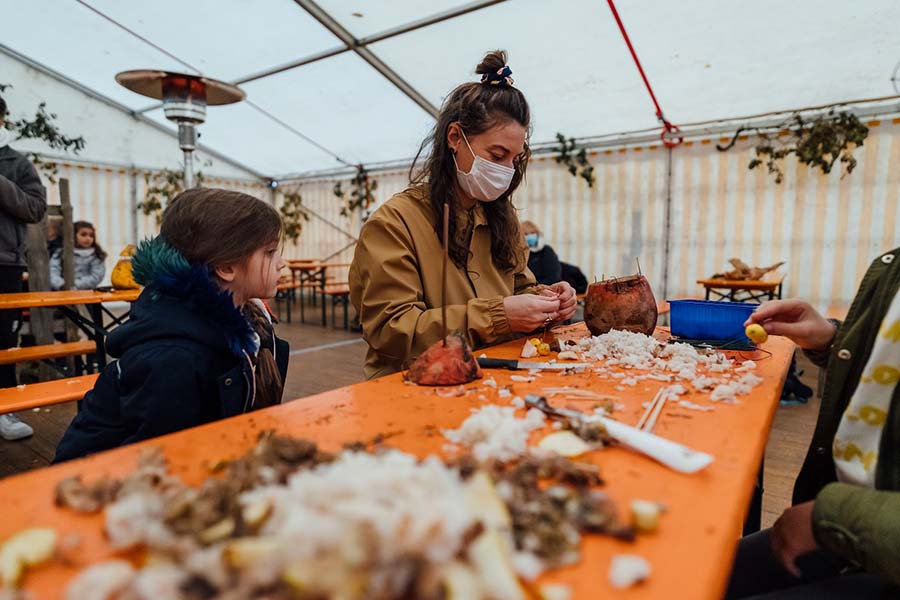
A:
[351, 212, 512, 365]
[515, 266, 542, 296]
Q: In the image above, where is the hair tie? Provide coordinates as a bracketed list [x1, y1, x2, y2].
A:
[481, 65, 514, 87]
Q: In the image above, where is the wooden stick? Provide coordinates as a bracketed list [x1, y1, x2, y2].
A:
[441, 202, 449, 345]
[636, 388, 664, 430]
[644, 388, 669, 432]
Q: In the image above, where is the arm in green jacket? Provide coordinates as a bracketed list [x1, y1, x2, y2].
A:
[813, 482, 900, 583]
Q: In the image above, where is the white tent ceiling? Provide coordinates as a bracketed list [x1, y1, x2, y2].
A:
[3, 0, 900, 178]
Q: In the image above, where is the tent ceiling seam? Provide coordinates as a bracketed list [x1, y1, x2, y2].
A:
[134, 0, 508, 115]
[73, 0, 350, 171]
[293, 0, 439, 118]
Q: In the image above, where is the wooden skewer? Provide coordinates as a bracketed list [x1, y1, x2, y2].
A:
[636, 388, 665, 430]
[441, 202, 449, 346]
[644, 388, 670, 432]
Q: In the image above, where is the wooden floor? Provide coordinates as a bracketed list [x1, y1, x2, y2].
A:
[0, 301, 820, 529]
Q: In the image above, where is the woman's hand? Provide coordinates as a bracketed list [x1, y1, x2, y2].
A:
[541, 282, 577, 322]
[745, 299, 837, 351]
[503, 294, 561, 332]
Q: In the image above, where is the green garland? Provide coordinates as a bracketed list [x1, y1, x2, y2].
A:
[1, 83, 86, 183]
[334, 164, 378, 218]
[139, 168, 205, 223]
[553, 133, 595, 187]
[280, 188, 309, 243]
[718, 110, 869, 184]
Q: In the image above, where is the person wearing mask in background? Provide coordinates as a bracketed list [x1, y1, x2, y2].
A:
[522, 220, 562, 286]
[0, 94, 47, 441]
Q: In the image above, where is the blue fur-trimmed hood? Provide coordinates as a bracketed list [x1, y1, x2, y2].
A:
[107, 237, 259, 359]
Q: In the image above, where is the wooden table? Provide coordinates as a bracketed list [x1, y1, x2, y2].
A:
[697, 273, 785, 303]
[0, 289, 141, 310]
[0, 289, 142, 368]
[287, 261, 352, 326]
[0, 323, 793, 599]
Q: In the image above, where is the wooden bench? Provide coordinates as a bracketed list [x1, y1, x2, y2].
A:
[322, 284, 351, 330]
[275, 281, 301, 323]
[0, 340, 97, 375]
[0, 374, 98, 413]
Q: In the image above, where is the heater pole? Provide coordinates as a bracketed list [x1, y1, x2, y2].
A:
[183, 150, 195, 189]
[178, 122, 198, 189]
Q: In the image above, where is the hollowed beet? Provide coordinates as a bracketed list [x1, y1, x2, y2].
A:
[583, 275, 658, 336]
[405, 333, 483, 386]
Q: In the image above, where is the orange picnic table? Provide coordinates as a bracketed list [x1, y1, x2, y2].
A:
[286, 260, 352, 325]
[0, 323, 793, 599]
[0, 289, 141, 310]
[697, 273, 786, 303]
[0, 289, 142, 369]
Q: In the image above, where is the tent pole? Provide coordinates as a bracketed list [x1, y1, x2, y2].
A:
[661, 147, 673, 301]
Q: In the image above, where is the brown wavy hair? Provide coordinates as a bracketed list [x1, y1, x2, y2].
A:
[409, 50, 531, 271]
[161, 188, 285, 408]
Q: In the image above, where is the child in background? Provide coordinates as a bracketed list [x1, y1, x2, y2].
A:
[54, 189, 289, 461]
[49, 220, 106, 290]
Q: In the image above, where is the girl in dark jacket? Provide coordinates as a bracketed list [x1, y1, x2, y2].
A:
[55, 188, 289, 461]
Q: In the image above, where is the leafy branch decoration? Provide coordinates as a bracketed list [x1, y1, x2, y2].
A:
[334, 164, 378, 218]
[140, 168, 205, 223]
[1, 83, 86, 183]
[717, 110, 869, 184]
[554, 133, 595, 187]
[279, 187, 309, 243]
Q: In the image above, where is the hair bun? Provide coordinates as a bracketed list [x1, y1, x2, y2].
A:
[476, 50, 513, 86]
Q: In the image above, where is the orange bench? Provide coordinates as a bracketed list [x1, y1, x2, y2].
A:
[0, 340, 97, 366]
[0, 374, 98, 413]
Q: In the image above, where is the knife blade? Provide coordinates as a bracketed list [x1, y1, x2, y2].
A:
[477, 357, 591, 371]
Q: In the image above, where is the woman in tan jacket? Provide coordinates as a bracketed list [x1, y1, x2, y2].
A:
[350, 51, 577, 379]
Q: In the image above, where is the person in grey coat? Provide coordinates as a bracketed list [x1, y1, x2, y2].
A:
[50, 220, 106, 290]
[0, 94, 47, 440]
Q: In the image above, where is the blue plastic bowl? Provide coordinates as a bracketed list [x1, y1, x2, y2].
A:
[668, 299, 757, 341]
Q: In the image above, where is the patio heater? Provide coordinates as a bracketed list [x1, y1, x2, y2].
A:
[115, 70, 245, 188]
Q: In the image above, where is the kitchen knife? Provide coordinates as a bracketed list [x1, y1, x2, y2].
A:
[477, 357, 591, 371]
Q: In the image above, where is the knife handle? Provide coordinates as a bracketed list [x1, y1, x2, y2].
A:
[477, 357, 519, 370]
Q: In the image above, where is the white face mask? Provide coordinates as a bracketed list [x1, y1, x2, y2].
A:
[453, 130, 515, 202]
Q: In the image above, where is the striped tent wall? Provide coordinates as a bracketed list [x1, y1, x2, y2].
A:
[275, 170, 410, 285]
[666, 119, 900, 311]
[280, 118, 899, 312]
[39, 118, 900, 309]
[515, 149, 669, 298]
[359, 120, 898, 311]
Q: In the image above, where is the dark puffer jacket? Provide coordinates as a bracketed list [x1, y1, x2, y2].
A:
[54, 237, 289, 462]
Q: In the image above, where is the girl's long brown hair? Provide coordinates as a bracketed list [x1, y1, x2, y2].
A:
[160, 188, 285, 408]
[409, 50, 531, 271]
